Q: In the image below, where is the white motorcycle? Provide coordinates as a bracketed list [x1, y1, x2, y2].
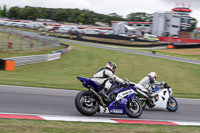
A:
[136, 82, 178, 112]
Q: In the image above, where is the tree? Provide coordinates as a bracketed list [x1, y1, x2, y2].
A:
[109, 13, 124, 21]
[0, 6, 2, 16]
[66, 9, 81, 23]
[190, 17, 197, 31]
[127, 12, 152, 22]
[52, 10, 68, 22]
[22, 6, 41, 20]
[8, 7, 21, 19]
[39, 8, 54, 19]
[78, 10, 96, 24]
[2, 5, 7, 17]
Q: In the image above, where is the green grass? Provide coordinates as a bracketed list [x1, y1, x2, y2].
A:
[0, 119, 200, 133]
[132, 48, 200, 61]
[0, 41, 200, 98]
[0, 31, 59, 52]
[94, 43, 200, 61]
[0, 46, 63, 58]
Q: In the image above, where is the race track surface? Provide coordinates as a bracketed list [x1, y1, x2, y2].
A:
[0, 85, 199, 123]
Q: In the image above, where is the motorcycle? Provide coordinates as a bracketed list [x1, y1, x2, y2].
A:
[135, 82, 178, 112]
[75, 77, 143, 118]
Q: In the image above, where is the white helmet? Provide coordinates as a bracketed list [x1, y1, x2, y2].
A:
[148, 72, 157, 79]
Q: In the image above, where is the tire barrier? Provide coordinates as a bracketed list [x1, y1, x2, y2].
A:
[85, 34, 133, 40]
[77, 38, 167, 47]
[167, 43, 200, 49]
[49, 34, 169, 47]
[0, 59, 15, 71]
[158, 36, 200, 44]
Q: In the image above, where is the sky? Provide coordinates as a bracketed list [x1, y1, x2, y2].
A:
[0, 0, 200, 26]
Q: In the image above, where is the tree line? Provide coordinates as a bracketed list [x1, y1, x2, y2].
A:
[0, 5, 153, 24]
[0, 5, 197, 30]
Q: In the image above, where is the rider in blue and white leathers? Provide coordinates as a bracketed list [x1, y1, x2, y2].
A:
[91, 61, 126, 101]
[137, 72, 165, 95]
[136, 72, 165, 106]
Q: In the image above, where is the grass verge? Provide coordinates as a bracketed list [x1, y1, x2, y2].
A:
[91, 43, 200, 61]
[132, 48, 200, 61]
[0, 41, 199, 98]
[0, 119, 200, 133]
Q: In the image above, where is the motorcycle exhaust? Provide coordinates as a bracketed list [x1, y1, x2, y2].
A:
[137, 89, 149, 98]
[89, 88, 106, 108]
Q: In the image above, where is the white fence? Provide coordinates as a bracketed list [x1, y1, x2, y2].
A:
[4, 53, 61, 66]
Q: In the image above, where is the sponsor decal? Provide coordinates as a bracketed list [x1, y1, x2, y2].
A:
[116, 90, 135, 100]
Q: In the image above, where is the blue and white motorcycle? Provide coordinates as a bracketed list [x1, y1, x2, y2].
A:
[136, 82, 178, 112]
[75, 77, 143, 118]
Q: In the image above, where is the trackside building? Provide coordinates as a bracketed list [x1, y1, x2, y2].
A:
[111, 21, 152, 35]
[152, 6, 192, 37]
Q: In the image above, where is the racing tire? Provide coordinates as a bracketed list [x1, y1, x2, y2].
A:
[75, 91, 99, 116]
[167, 96, 178, 112]
[126, 98, 143, 118]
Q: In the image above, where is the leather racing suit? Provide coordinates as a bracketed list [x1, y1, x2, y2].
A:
[91, 68, 125, 91]
[136, 75, 163, 97]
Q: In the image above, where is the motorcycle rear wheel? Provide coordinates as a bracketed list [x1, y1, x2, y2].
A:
[75, 91, 99, 116]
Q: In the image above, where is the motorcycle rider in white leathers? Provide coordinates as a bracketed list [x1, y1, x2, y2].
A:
[136, 72, 165, 107]
[91, 61, 126, 101]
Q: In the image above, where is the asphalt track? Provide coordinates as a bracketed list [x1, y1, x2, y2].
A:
[61, 39, 200, 65]
[0, 85, 200, 123]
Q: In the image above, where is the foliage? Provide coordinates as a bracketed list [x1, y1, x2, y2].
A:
[190, 17, 198, 31]
[4, 6, 197, 29]
[1, 5, 7, 17]
[127, 12, 152, 22]
[0, 6, 2, 16]
[8, 7, 22, 19]
[22, 6, 42, 20]
[7, 6, 125, 25]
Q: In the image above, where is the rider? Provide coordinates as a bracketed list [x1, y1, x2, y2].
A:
[91, 61, 127, 101]
[136, 72, 165, 106]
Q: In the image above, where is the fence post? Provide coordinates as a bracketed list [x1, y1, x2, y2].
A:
[8, 42, 13, 49]
[30, 43, 34, 48]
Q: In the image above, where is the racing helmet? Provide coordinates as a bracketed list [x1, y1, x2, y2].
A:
[148, 72, 157, 79]
[106, 61, 117, 73]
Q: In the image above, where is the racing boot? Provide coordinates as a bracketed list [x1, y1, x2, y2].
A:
[146, 92, 155, 108]
[99, 89, 111, 103]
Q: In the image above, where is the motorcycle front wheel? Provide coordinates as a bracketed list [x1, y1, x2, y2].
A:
[167, 96, 178, 112]
[126, 98, 143, 118]
[75, 91, 99, 116]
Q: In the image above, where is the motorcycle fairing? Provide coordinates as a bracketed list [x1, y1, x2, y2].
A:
[108, 88, 136, 114]
[77, 77, 103, 91]
[153, 88, 170, 109]
[77, 76, 137, 114]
